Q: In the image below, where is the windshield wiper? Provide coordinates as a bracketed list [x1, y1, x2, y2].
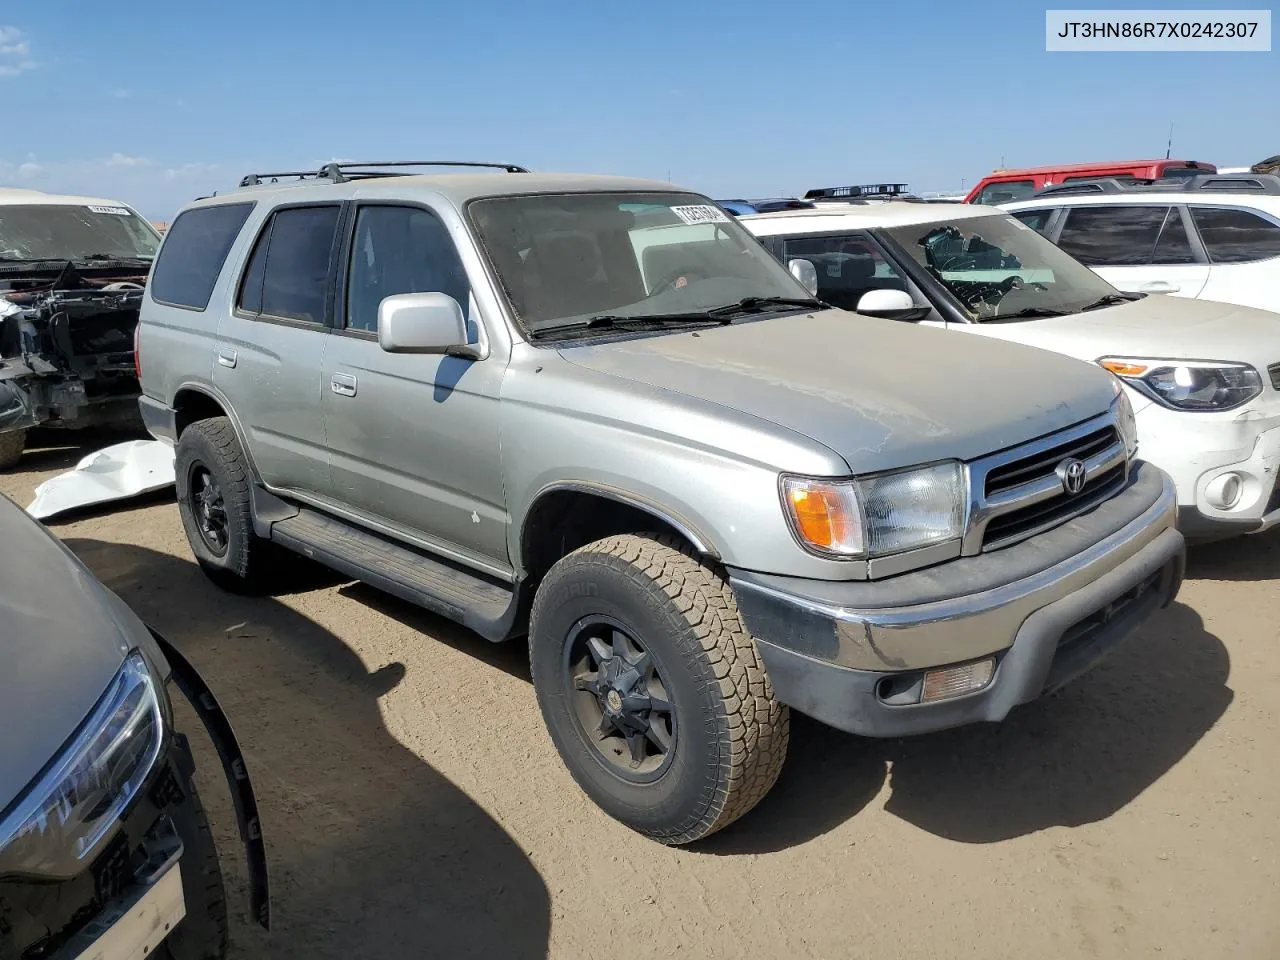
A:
[705, 296, 825, 319]
[76, 253, 153, 264]
[583, 312, 733, 330]
[1079, 293, 1140, 312]
[986, 306, 1068, 321]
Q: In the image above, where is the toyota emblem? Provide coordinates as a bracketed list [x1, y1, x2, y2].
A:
[1056, 457, 1087, 495]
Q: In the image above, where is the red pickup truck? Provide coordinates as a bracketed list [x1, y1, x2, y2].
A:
[965, 159, 1217, 205]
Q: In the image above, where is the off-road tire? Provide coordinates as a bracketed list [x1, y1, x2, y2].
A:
[155, 770, 229, 960]
[530, 532, 789, 845]
[175, 418, 271, 592]
[0, 428, 26, 470]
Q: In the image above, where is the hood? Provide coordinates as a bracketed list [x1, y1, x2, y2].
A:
[963, 294, 1280, 373]
[557, 309, 1118, 473]
[0, 495, 131, 811]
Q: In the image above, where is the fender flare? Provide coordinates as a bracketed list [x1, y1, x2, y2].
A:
[150, 628, 271, 931]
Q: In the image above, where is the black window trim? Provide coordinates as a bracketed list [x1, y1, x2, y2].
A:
[1011, 205, 1066, 239]
[1185, 202, 1280, 264]
[231, 199, 347, 331]
[1155, 205, 1210, 265]
[332, 198, 473, 343]
[149, 201, 257, 313]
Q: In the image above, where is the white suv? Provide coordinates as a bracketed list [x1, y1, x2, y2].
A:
[1002, 174, 1280, 314]
[736, 200, 1280, 540]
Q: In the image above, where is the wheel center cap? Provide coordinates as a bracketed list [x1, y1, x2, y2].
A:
[605, 689, 623, 713]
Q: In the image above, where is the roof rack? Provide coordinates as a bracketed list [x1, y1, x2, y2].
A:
[239, 160, 529, 188]
[803, 183, 914, 200]
[1033, 173, 1280, 198]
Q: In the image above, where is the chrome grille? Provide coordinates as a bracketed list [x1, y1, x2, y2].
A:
[964, 415, 1129, 554]
[1268, 361, 1280, 391]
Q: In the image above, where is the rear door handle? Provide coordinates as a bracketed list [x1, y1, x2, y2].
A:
[1139, 281, 1178, 294]
[331, 373, 358, 397]
[217, 349, 238, 369]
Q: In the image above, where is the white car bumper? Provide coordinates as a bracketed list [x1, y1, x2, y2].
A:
[1131, 392, 1280, 538]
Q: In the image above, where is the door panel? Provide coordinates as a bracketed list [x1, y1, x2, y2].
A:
[214, 203, 341, 496]
[321, 202, 509, 572]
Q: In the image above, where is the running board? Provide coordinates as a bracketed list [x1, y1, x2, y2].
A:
[268, 507, 520, 641]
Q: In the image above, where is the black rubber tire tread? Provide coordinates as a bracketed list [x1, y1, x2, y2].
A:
[175, 417, 268, 591]
[0, 428, 26, 470]
[154, 774, 229, 960]
[530, 532, 789, 845]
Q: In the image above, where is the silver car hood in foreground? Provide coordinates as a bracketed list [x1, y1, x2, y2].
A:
[559, 309, 1118, 472]
[0, 495, 131, 811]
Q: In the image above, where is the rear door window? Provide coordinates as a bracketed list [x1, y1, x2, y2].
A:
[150, 203, 254, 310]
[1189, 207, 1280, 263]
[237, 205, 341, 324]
[1056, 206, 1169, 265]
[976, 180, 1036, 205]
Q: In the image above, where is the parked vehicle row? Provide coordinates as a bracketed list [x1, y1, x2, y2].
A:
[132, 160, 1186, 848]
[0, 189, 159, 468]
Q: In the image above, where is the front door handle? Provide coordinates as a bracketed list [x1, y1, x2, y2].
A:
[1139, 281, 1178, 294]
[331, 373, 358, 397]
[217, 349, 238, 369]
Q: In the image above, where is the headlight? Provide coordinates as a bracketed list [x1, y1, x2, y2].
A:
[782, 461, 965, 558]
[1110, 381, 1139, 457]
[1100, 357, 1263, 412]
[0, 651, 164, 879]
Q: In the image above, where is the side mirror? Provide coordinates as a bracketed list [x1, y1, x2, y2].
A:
[855, 288, 929, 320]
[787, 258, 819, 297]
[378, 293, 473, 357]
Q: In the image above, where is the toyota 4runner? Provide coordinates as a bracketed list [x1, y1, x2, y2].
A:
[135, 161, 1185, 845]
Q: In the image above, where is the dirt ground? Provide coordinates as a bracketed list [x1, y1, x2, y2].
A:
[5, 430, 1279, 960]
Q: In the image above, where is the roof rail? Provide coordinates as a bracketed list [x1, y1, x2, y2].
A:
[1033, 173, 1280, 198]
[239, 160, 529, 188]
[803, 183, 913, 200]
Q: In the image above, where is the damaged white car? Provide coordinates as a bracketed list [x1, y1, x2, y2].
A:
[0, 189, 159, 468]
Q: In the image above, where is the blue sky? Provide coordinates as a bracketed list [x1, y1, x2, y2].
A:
[2, 0, 1275, 218]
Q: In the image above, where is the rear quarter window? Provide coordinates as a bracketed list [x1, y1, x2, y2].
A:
[1190, 207, 1280, 264]
[150, 203, 255, 310]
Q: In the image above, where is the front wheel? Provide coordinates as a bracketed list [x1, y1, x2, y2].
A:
[529, 533, 789, 845]
[0, 428, 26, 470]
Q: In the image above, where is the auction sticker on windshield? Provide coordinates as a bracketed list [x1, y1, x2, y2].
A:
[86, 205, 131, 216]
[672, 205, 730, 225]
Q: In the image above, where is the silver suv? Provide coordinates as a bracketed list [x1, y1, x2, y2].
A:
[136, 161, 1186, 845]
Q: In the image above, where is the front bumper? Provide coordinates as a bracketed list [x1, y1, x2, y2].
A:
[1132, 397, 1280, 537]
[728, 462, 1184, 738]
[0, 735, 196, 959]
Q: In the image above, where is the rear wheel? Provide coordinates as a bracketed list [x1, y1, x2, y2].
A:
[0, 428, 26, 470]
[175, 418, 272, 592]
[530, 533, 789, 845]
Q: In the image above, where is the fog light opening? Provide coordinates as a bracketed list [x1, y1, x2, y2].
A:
[1205, 472, 1244, 510]
[921, 658, 996, 703]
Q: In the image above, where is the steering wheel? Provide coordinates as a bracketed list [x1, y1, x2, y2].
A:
[651, 267, 710, 295]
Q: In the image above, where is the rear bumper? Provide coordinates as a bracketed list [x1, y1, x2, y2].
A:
[729, 463, 1184, 737]
[138, 395, 177, 445]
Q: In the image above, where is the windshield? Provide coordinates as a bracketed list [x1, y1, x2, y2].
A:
[885, 213, 1121, 321]
[467, 192, 814, 334]
[0, 203, 160, 262]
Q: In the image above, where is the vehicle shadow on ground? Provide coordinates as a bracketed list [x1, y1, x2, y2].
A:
[1185, 526, 1280, 582]
[703, 600, 1231, 853]
[62, 539, 551, 960]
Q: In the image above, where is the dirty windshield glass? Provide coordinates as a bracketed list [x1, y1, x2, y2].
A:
[468, 192, 811, 333]
[886, 214, 1120, 321]
[0, 204, 160, 262]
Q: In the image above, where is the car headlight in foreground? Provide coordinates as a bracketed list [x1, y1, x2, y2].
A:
[1100, 358, 1263, 412]
[782, 461, 965, 558]
[1110, 379, 1140, 458]
[0, 651, 164, 879]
